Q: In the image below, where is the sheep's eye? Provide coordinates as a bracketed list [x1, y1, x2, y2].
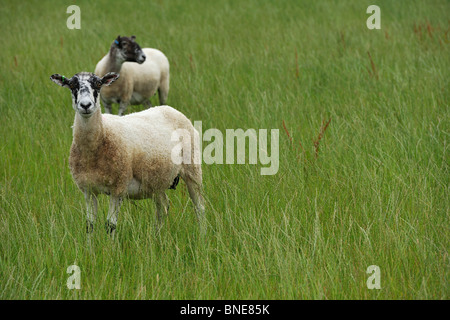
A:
[96, 81, 102, 88]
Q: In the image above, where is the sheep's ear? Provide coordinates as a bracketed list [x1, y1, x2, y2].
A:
[50, 74, 70, 88]
[131, 35, 136, 41]
[101, 72, 119, 86]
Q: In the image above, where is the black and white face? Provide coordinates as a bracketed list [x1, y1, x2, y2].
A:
[114, 35, 146, 64]
[50, 72, 119, 118]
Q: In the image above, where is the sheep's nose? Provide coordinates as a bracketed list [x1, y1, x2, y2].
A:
[80, 101, 92, 110]
[140, 54, 146, 62]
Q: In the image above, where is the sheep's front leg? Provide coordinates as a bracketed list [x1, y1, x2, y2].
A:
[106, 196, 122, 236]
[85, 192, 98, 233]
[101, 98, 112, 114]
[118, 101, 129, 116]
[104, 105, 112, 114]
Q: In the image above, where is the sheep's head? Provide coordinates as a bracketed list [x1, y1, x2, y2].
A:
[50, 72, 119, 118]
[113, 35, 146, 64]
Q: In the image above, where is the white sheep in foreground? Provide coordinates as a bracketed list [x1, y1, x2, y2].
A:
[50, 71, 204, 235]
[95, 35, 170, 116]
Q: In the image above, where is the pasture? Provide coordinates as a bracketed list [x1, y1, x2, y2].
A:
[0, 0, 448, 299]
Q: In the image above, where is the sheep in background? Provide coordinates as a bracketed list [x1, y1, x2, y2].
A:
[95, 35, 170, 116]
[50, 71, 204, 235]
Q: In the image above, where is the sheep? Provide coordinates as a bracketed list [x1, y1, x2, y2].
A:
[94, 35, 170, 116]
[50, 71, 204, 235]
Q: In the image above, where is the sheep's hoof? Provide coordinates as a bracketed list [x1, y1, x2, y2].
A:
[105, 221, 116, 234]
[86, 221, 94, 233]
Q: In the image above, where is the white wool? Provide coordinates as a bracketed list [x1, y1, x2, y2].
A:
[75, 105, 205, 235]
[95, 48, 170, 115]
[51, 69, 200, 237]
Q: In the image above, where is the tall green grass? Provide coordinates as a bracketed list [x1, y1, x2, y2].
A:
[0, 0, 448, 299]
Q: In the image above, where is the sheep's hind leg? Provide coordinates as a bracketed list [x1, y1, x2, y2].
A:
[85, 191, 98, 233]
[154, 192, 169, 235]
[185, 177, 206, 233]
[158, 88, 168, 106]
[158, 73, 169, 105]
[106, 196, 122, 237]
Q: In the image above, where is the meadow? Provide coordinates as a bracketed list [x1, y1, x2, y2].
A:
[0, 0, 448, 299]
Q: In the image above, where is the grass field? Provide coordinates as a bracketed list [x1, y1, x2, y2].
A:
[0, 0, 448, 299]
